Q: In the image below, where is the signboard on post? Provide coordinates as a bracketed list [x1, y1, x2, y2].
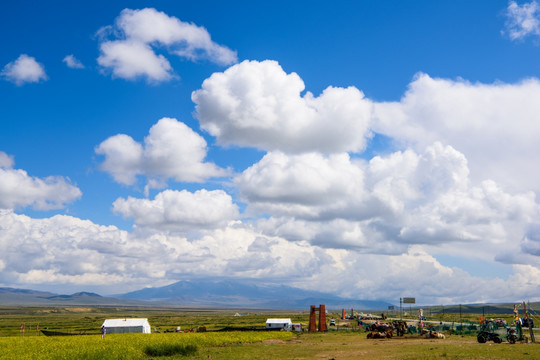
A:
[403, 297, 416, 304]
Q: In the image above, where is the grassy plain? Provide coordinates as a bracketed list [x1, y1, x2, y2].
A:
[1, 306, 539, 359]
[209, 333, 540, 360]
[0, 306, 308, 336]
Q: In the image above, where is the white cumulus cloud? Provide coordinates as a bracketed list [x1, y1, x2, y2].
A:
[190, 64, 540, 294]
[372, 73, 540, 194]
[1, 205, 539, 302]
[97, 8, 237, 82]
[1, 54, 47, 85]
[0, 210, 325, 294]
[0, 210, 173, 290]
[192, 60, 373, 154]
[98, 40, 173, 82]
[0, 153, 81, 210]
[236, 143, 539, 262]
[301, 246, 539, 304]
[235, 151, 367, 219]
[113, 189, 239, 232]
[95, 117, 228, 188]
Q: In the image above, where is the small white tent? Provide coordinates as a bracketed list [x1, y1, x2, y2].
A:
[102, 318, 151, 334]
[265, 318, 292, 331]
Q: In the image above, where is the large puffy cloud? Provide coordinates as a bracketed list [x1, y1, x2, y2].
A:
[299, 246, 540, 304]
[98, 40, 173, 82]
[83, 66, 540, 303]
[235, 151, 368, 219]
[520, 223, 540, 256]
[192, 60, 373, 153]
[236, 143, 539, 263]
[0, 210, 176, 290]
[373, 74, 540, 194]
[0, 152, 81, 210]
[2, 209, 539, 302]
[0, 210, 325, 294]
[217, 67, 540, 299]
[95, 134, 143, 185]
[257, 217, 406, 254]
[95, 117, 228, 189]
[1, 54, 47, 85]
[97, 8, 237, 82]
[236, 143, 473, 222]
[5, 54, 540, 304]
[504, 0, 540, 40]
[113, 189, 239, 232]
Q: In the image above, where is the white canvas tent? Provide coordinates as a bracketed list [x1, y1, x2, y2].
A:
[265, 318, 292, 331]
[102, 318, 151, 334]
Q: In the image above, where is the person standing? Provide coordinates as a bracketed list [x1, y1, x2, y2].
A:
[101, 325, 106, 339]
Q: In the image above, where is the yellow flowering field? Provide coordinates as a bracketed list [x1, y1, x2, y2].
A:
[0, 331, 293, 360]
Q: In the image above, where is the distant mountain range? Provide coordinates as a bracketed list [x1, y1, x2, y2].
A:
[1, 282, 533, 314]
[0, 287, 143, 306]
[0, 279, 393, 310]
[118, 279, 394, 310]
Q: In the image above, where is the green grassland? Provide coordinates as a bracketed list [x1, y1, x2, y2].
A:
[0, 306, 309, 336]
[1, 306, 539, 359]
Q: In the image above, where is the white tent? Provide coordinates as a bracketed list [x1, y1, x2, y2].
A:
[101, 318, 151, 334]
[265, 318, 292, 331]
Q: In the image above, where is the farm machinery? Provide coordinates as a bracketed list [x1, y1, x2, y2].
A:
[477, 316, 528, 344]
[476, 321, 503, 343]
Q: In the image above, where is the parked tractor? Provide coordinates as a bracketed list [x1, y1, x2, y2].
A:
[477, 330, 502, 343]
[477, 321, 502, 343]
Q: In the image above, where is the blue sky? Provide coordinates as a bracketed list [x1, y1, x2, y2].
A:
[1, 0, 540, 305]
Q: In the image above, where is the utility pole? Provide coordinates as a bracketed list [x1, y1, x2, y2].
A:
[459, 304, 463, 333]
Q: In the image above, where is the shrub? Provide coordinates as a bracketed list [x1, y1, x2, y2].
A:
[144, 343, 197, 357]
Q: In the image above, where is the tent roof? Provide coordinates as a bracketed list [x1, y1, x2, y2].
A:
[266, 318, 292, 323]
[102, 318, 150, 327]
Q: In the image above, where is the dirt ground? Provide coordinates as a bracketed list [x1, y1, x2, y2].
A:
[231, 333, 540, 360]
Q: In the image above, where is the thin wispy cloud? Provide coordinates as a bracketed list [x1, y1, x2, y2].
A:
[504, 0, 540, 40]
[63, 54, 85, 69]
